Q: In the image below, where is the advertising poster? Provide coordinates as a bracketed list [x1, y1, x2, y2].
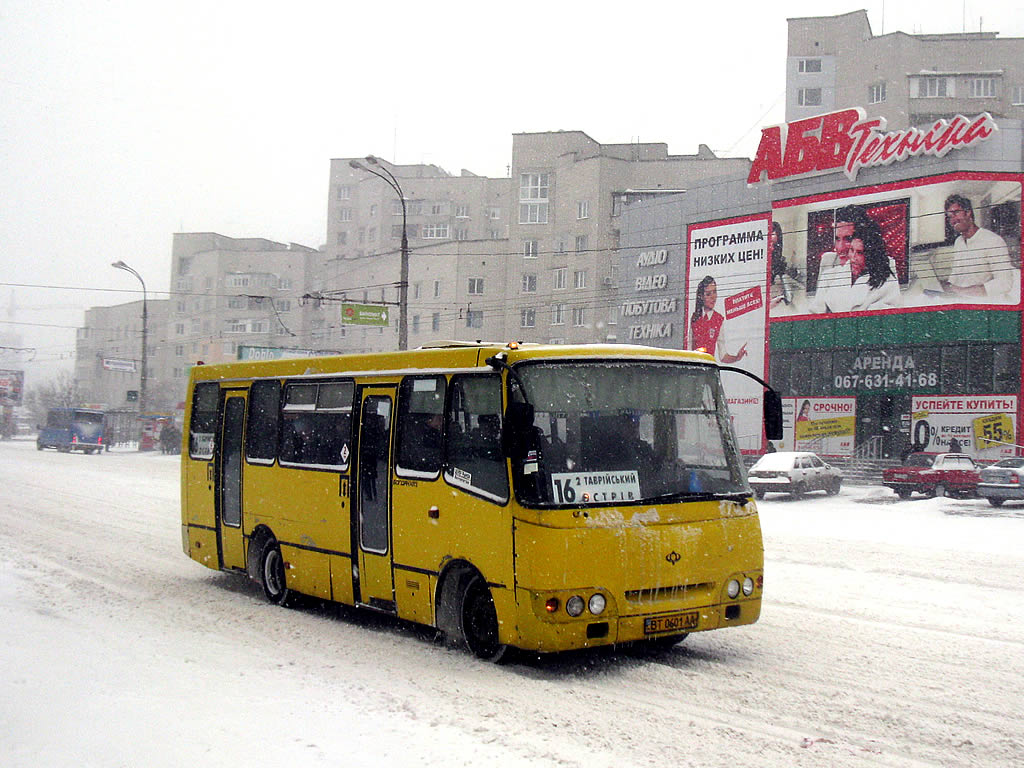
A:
[0, 370, 25, 406]
[910, 395, 1018, 460]
[687, 215, 769, 451]
[770, 175, 1021, 318]
[777, 397, 856, 456]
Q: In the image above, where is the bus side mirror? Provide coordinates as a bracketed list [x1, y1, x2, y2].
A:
[503, 401, 535, 455]
[764, 390, 783, 441]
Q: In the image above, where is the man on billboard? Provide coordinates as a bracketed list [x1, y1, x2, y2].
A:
[941, 194, 1019, 303]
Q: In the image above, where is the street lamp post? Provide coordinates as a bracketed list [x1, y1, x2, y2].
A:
[111, 260, 147, 445]
[349, 156, 409, 350]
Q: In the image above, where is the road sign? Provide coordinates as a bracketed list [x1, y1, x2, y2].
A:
[341, 303, 389, 326]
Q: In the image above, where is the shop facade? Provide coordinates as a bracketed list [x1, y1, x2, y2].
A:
[617, 109, 1024, 459]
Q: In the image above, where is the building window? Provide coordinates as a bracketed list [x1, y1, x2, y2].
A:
[915, 76, 950, 98]
[1013, 86, 1024, 105]
[574, 270, 587, 289]
[455, 204, 469, 218]
[553, 267, 567, 290]
[228, 297, 245, 309]
[337, 231, 347, 245]
[520, 308, 536, 328]
[868, 82, 886, 104]
[412, 315, 420, 334]
[485, 206, 501, 220]
[468, 278, 484, 295]
[551, 304, 566, 325]
[797, 87, 822, 106]
[523, 239, 539, 259]
[432, 312, 440, 332]
[339, 208, 352, 222]
[608, 306, 618, 325]
[414, 282, 422, 299]
[489, 229, 501, 239]
[575, 235, 588, 253]
[433, 280, 441, 298]
[970, 78, 996, 98]
[422, 223, 450, 239]
[521, 273, 537, 293]
[572, 307, 585, 327]
[466, 310, 483, 329]
[798, 58, 822, 73]
[519, 173, 550, 224]
[369, 204, 377, 217]
[336, 185, 350, 200]
[577, 201, 589, 219]
[367, 226, 376, 242]
[455, 228, 469, 240]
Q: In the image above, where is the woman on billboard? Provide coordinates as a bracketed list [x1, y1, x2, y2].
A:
[690, 276, 748, 363]
[848, 220, 901, 311]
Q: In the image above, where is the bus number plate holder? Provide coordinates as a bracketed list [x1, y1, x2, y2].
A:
[644, 611, 698, 635]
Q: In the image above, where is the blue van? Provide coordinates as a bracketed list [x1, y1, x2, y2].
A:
[37, 408, 106, 453]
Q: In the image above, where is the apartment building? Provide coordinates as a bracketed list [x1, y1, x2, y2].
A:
[74, 298, 170, 410]
[787, 9, 1024, 129]
[321, 132, 749, 352]
[158, 233, 322, 390]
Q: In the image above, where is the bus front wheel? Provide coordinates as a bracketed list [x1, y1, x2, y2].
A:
[459, 574, 507, 662]
[259, 540, 293, 607]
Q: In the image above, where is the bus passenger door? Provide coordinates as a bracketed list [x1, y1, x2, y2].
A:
[217, 393, 247, 571]
[354, 389, 395, 610]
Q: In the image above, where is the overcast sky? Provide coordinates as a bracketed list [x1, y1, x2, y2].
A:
[2, 0, 1024, 380]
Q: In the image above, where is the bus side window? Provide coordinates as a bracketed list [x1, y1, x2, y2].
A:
[189, 382, 219, 459]
[396, 376, 446, 477]
[444, 374, 508, 502]
[279, 380, 353, 468]
[246, 379, 280, 464]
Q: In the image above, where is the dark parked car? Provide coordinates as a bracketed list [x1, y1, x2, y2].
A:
[882, 453, 980, 499]
[977, 457, 1024, 507]
[747, 451, 842, 498]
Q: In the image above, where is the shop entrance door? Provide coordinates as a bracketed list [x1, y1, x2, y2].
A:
[856, 393, 910, 459]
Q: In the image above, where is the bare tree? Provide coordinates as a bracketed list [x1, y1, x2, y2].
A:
[24, 371, 81, 425]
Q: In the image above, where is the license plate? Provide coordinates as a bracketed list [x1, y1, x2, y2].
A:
[644, 611, 699, 635]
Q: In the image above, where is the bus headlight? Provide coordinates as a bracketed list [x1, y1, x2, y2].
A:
[588, 593, 606, 615]
[565, 596, 585, 617]
[742, 577, 755, 596]
[727, 579, 741, 599]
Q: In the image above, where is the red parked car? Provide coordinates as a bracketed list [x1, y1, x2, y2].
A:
[882, 453, 981, 499]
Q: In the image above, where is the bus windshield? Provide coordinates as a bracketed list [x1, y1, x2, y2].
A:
[510, 360, 748, 506]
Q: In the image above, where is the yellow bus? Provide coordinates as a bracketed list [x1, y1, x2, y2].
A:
[181, 342, 781, 660]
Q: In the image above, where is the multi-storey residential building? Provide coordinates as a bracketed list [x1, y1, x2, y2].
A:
[74, 298, 170, 411]
[321, 132, 749, 352]
[158, 233, 321, 392]
[787, 10, 1024, 129]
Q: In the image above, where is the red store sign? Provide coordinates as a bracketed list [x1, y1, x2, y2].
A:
[748, 107, 998, 185]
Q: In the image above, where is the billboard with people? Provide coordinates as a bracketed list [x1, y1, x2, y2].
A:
[686, 215, 770, 451]
[769, 174, 1022, 318]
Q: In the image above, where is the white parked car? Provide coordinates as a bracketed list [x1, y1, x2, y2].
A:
[747, 451, 842, 499]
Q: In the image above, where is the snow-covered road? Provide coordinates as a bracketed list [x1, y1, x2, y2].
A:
[1, 438, 1021, 767]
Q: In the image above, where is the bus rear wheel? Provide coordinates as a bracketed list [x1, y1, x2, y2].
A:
[259, 540, 293, 607]
[459, 574, 507, 662]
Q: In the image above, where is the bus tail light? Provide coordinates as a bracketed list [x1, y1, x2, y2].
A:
[545, 597, 559, 613]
